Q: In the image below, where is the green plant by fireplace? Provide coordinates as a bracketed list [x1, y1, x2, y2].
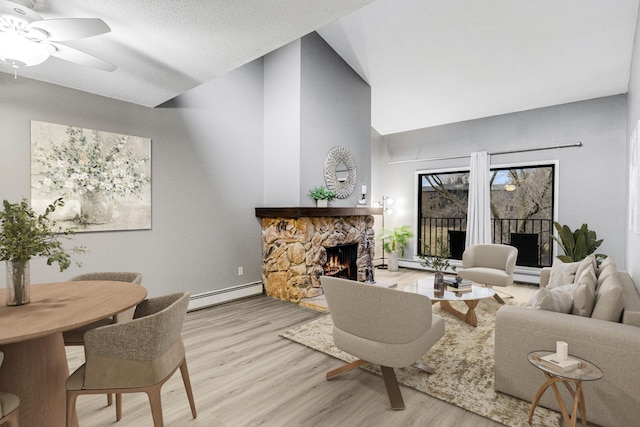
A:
[377, 225, 414, 257]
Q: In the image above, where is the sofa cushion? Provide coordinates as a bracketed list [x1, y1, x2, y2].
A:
[527, 286, 574, 313]
[548, 261, 581, 288]
[591, 275, 624, 322]
[623, 311, 640, 327]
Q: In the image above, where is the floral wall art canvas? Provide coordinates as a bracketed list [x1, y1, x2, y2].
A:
[30, 121, 151, 232]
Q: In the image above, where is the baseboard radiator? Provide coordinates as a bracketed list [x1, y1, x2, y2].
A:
[188, 281, 264, 311]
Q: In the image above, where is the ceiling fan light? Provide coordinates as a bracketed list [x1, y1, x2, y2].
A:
[0, 32, 49, 67]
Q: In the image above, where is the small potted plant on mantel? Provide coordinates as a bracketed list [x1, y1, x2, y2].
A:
[0, 198, 85, 306]
[308, 186, 336, 207]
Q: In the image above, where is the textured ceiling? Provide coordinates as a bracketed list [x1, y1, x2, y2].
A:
[1, 0, 638, 136]
[0, 0, 375, 107]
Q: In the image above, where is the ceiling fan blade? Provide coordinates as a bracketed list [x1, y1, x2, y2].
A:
[50, 42, 116, 71]
[28, 18, 110, 41]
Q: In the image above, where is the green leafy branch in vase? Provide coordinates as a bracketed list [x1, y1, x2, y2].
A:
[0, 198, 85, 271]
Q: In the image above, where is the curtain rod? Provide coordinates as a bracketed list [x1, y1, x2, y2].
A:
[387, 141, 582, 165]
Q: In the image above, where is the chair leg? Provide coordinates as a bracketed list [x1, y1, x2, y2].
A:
[180, 359, 198, 419]
[145, 385, 165, 427]
[116, 393, 123, 421]
[1, 407, 19, 427]
[326, 359, 368, 380]
[380, 366, 405, 410]
[66, 390, 79, 427]
[107, 392, 113, 406]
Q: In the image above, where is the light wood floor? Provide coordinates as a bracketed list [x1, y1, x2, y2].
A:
[67, 268, 512, 427]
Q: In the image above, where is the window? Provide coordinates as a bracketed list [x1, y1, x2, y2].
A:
[417, 164, 555, 267]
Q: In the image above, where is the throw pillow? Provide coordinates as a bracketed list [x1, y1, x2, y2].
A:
[591, 276, 624, 322]
[597, 262, 617, 290]
[571, 282, 596, 317]
[571, 264, 597, 317]
[574, 255, 596, 280]
[527, 286, 574, 313]
[548, 260, 581, 288]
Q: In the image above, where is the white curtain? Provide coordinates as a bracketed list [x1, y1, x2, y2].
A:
[466, 151, 491, 247]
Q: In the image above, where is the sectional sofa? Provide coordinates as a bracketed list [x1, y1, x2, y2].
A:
[494, 257, 640, 427]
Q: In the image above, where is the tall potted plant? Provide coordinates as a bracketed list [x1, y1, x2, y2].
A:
[377, 225, 414, 271]
[552, 222, 604, 262]
[0, 198, 84, 306]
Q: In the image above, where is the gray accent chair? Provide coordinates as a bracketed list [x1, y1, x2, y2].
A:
[321, 276, 445, 410]
[63, 272, 144, 346]
[0, 352, 20, 427]
[456, 244, 518, 304]
[65, 292, 197, 427]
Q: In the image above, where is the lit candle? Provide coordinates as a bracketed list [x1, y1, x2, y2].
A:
[556, 341, 568, 361]
[362, 185, 367, 195]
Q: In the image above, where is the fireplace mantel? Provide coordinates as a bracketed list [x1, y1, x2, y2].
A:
[255, 207, 383, 218]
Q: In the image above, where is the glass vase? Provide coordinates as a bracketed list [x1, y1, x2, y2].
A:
[434, 271, 445, 298]
[6, 259, 30, 306]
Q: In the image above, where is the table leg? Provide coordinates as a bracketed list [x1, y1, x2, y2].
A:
[438, 300, 479, 327]
[0, 333, 78, 427]
[528, 372, 585, 427]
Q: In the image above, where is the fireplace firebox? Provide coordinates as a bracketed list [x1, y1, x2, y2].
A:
[323, 243, 358, 281]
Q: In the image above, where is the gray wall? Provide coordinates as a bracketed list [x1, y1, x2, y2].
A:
[300, 32, 372, 207]
[627, 10, 640, 286]
[0, 61, 265, 297]
[374, 95, 628, 267]
[0, 32, 372, 300]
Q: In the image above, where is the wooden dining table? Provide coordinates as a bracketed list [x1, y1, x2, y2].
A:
[0, 280, 147, 427]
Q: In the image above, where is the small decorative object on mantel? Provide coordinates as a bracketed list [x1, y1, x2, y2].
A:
[0, 198, 85, 306]
[419, 237, 454, 297]
[308, 186, 336, 208]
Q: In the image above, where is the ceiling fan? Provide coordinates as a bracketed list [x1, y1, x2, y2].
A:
[0, 0, 116, 75]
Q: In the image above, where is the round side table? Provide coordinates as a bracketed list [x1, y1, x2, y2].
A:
[527, 350, 603, 427]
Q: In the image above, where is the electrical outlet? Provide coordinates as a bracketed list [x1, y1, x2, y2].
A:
[238, 266, 243, 276]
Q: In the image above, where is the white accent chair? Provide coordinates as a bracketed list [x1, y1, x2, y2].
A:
[0, 351, 20, 427]
[320, 276, 445, 410]
[456, 244, 518, 304]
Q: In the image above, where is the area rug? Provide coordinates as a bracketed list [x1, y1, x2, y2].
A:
[280, 298, 561, 427]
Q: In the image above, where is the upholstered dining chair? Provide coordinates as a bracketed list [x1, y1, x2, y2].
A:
[65, 291, 197, 427]
[0, 351, 20, 427]
[456, 244, 518, 304]
[320, 276, 445, 410]
[63, 272, 144, 346]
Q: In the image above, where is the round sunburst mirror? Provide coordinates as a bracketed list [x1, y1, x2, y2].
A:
[324, 146, 357, 199]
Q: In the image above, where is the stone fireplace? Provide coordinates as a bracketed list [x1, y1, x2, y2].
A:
[255, 207, 382, 303]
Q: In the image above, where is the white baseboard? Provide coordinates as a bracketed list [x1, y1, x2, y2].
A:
[188, 281, 263, 311]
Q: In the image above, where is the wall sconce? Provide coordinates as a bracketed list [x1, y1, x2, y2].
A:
[357, 185, 367, 206]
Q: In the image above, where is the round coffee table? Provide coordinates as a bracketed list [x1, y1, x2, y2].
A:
[404, 278, 496, 327]
[527, 350, 602, 427]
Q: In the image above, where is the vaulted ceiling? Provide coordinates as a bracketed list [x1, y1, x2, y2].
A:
[2, 0, 638, 135]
